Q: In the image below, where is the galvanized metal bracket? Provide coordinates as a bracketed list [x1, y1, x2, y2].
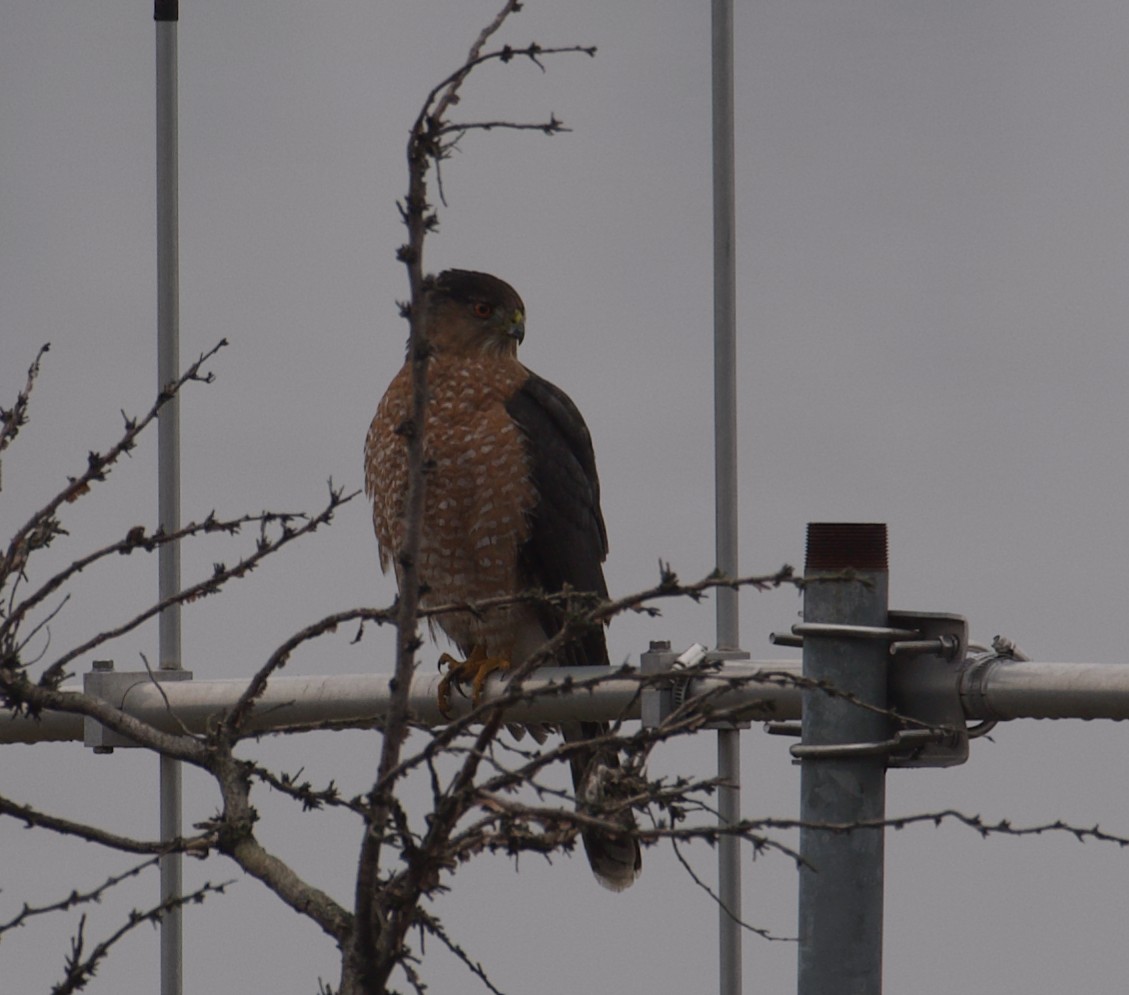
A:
[640, 641, 680, 729]
[778, 611, 971, 768]
[83, 659, 193, 753]
[885, 610, 970, 767]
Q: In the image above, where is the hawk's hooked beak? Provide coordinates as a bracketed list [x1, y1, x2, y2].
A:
[508, 310, 526, 345]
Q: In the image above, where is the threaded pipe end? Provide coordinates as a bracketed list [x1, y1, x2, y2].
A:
[805, 522, 888, 572]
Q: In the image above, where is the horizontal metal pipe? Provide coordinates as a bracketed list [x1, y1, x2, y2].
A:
[0, 661, 804, 745]
[1, 710, 84, 745]
[8, 656, 1129, 747]
[960, 659, 1129, 721]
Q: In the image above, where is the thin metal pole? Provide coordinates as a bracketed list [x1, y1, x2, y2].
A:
[710, 2, 741, 994]
[797, 524, 889, 995]
[716, 726, 741, 993]
[155, 3, 183, 994]
[712, 0, 739, 652]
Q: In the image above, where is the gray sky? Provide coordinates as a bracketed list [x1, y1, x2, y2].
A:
[4, 1, 1129, 992]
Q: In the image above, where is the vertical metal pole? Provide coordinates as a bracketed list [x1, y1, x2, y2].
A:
[712, 2, 738, 650]
[710, 2, 741, 994]
[797, 523, 889, 995]
[715, 726, 741, 995]
[155, 4, 183, 995]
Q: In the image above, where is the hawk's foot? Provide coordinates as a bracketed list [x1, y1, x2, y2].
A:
[437, 645, 512, 718]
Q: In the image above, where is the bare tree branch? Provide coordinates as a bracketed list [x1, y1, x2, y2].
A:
[35, 487, 353, 689]
[670, 838, 794, 942]
[754, 810, 1129, 847]
[0, 794, 211, 856]
[50, 879, 230, 995]
[0, 340, 226, 605]
[203, 751, 354, 943]
[413, 907, 508, 995]
[0, 856, 161, 937]
[0, 343, 49, 461]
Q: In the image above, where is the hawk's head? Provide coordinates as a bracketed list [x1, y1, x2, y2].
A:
[422, 269, 526, 358]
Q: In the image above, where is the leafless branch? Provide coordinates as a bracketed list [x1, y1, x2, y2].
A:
[0, 342, 49, 461]
[755, 809, 1129, 847]
[0, 856, 161, 937]
[250, 763, 369, 818]
[0, 794, 211, 855]
[31, 487, 353, 690]
[413, 906, 508, 995]
[201, 750, 354, 943]
[0, 340, 226, 604]
[50, 879, 230, 995]
[670, 839, 794, 942]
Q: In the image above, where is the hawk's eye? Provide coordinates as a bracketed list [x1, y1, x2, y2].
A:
[471, 301, 493, 319]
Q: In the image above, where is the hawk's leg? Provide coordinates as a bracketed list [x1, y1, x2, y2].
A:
[436, 645, 512, 717]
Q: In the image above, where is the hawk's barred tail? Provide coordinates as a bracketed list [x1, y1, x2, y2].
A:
[564, 722, 643, 891]
[583, 822, 643, 893]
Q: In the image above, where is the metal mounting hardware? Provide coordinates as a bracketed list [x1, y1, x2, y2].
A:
[640, 641, 679, 729]
[769, 631, 803, 648]
[640, 641, 751, 729]
[790, 727, 957, 762]
[792, 622, 921, 642]
[670, 643, 709, 711]
[889, 634, 961, 659]
[640, 641, 709, 727]
[885, 610, 970, 768]
[772, 611, 972, 768]
[83, 660, 194, 752]
[764, 721, 802, 737]
[696, 646, 752, 730]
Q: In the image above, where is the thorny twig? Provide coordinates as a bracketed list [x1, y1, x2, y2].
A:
[0, 856, 161, 936]
[755, 810, 1129, 847]
[670, 838, 793, 942]
[0, 793, 213, 856]
[412, 907, 507, 995]
[0, 343, 49, 462]
[50, 880, 230, 995]
[0, 347, 358, 955]
[1, 340, 226, 607]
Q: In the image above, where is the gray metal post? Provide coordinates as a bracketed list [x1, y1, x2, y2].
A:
[710, 2, 742, 994]
[715, 725, 741, 993]
[711, 0, 738, 643]
[797, 523, 889, 995]
[155, 3, 183, 994]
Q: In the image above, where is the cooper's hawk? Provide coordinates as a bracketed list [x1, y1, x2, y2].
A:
[364, 269, 641, 890]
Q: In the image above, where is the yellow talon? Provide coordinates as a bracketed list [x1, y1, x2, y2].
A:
[437, 646, 512, 718]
